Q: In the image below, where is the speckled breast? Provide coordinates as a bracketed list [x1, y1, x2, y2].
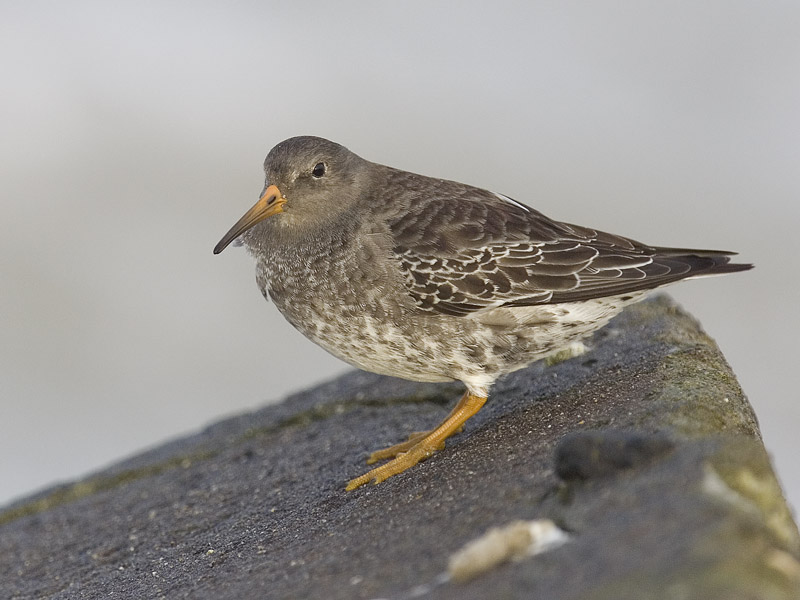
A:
[252, 233, 459, 384]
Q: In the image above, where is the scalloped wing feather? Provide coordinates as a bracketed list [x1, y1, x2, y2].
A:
[387, 184, 744, 316]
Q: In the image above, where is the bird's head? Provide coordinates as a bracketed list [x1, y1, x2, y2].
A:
[214, 136, 369, 254]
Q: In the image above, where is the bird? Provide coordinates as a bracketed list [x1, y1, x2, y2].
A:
[214, 136, 752, 491]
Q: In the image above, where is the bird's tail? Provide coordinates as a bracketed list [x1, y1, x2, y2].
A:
[651, 248, 753, 278]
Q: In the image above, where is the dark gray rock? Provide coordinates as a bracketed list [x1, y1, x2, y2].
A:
[2, 296, 798, 599]
[554, 429, 676, 481]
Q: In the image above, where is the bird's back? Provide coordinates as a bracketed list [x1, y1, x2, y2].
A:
[368, 165, 751, 316]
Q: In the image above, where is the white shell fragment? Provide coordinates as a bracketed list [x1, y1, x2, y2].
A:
[448, 519, 569, 583]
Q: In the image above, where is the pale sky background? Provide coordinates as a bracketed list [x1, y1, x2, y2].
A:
[1, 2, 798, 515]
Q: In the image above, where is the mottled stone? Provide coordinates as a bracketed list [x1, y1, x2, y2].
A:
[0, 296, 797, 600]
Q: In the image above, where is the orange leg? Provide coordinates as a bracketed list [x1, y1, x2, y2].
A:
[345, 391, 487, 491]
[366, 418, 468, 464]
[366, 430, 433, 464]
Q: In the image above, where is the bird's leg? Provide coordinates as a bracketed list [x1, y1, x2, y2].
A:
[366, 418, 467, 464]
[345, 391, 487, 491]
[366, 431, 432, 464]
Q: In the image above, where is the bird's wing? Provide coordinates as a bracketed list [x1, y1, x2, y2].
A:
[386, 182, 740, 316]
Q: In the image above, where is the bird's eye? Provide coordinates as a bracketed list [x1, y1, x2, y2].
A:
[311, 162, 326, 178]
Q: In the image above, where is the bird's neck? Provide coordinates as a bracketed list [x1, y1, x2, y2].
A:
[246, 207, 361, 258]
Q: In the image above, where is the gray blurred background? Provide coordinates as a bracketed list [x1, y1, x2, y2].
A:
[1, 2, 797, 513]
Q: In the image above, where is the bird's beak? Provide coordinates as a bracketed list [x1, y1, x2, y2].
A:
[214, 184, 285, 254]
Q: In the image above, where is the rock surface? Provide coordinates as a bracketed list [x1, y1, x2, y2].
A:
[2, 296, 798, 599]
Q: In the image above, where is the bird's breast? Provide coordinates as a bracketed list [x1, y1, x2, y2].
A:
[252, 237, 461, 382]
[254, 232, 409, 332]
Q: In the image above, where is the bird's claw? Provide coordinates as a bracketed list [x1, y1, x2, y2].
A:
[346, 442, 440, 491]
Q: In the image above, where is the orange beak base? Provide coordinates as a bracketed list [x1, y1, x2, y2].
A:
[214, 184, 285, 254]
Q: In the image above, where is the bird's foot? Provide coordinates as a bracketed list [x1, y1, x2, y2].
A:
[366, 431, 443, 464]
[346, 439, 443, 491]
[345, 392, 487, 491]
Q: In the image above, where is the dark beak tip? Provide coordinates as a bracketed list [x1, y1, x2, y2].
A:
[214, 185, 283, 257]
